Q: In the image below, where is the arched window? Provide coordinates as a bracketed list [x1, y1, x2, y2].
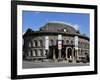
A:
[66, 40, 69, 44]
[71, 40, 73, 44]
[85, 43, 88, 48]
[32, 41, 34, 47]
[56, 39, 58, 45]
[34, 40, 38, 47]
[78, 41, 80, 47]
[31, 50, 33, 56]
[78, 49, 81, 55]
[38, 49, 42, 56]
[81, 42, 83, 47]
[28, 41, 32, 47]
[83, 42, 85, 48]
[87, 44, 89, 48]
[39, 40, 43, 47]
[78, 41, 81, 45]
[34, 50, 37, 56]
[62, 40, 65, 45]
[28, 50, 31, 56]
[64, 29, 67, 32]
[51, 39, 54, 46]
[32, 50, 36, 56]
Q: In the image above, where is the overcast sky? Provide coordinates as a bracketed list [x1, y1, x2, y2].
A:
[22, 11, 90, 37]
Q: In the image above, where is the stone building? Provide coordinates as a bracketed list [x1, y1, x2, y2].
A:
[23, 22, 90, 63]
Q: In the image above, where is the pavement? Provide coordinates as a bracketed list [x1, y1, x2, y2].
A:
[22, 60, 89, 69]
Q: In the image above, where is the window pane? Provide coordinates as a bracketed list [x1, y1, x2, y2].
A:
[39, 40, 43, 46]
[34, 40, 38, 47]
[28, 42, 31, 47]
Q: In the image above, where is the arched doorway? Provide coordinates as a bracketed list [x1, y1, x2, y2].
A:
[61, 47, 66, 58]
[67, 48, 72, 58]
[49, 46, 58, 59]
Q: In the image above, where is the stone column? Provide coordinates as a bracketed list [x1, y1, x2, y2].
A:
[72, 48, 74, 61]
[65, 48, 67, 60]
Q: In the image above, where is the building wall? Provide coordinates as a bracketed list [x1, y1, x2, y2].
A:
[23, 34, 89, 62]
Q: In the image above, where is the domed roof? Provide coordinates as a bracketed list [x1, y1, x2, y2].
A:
[40, 21, 77, 34]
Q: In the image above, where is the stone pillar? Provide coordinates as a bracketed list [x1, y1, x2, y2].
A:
[72, 48, 74, 60]
[65, 48, 67, 59]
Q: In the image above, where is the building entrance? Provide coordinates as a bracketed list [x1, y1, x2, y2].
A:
[61, 47, 66, 59]
[67, 48, 72, 58]
[49, 46, 73, 60]
[49, 46, 58, 59]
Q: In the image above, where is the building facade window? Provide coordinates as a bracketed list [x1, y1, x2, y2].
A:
[78, 41, 80, 47]
[39, 40, 43, 47]
[34, 50, 37, 56]
[71, 40, 73, 45]
[62, 40, 65, 45]
[34, 40, 38, 47]
[28, 50, 31, 56]
[51, 39, 54, 46]
[32, 50, 36, 56]
[78, 49, 81, 56]
[28, 41, 32, 47]
[66, 40, 69, 44]
[64, 29, 66, 32]
[81, 42, 83, 48]
[32, 41, 35, 47]
[38, 49, 43, 56]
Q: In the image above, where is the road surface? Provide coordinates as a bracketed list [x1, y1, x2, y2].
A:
[23, 60, 89, 69]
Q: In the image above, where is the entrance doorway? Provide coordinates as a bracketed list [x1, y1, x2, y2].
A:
[67, 48, 72, 58]
[49, 46, 58, 59]
[49, 46, 73, 60]
[61, 47, 66, 58]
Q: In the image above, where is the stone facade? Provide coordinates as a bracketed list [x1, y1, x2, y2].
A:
[23, 22, 90, 63]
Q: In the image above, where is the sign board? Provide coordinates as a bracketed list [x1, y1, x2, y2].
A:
[58, 35, 62, 50]
[74, 36, 78, 50]
[45, 36, 49, 50]
[58, 35, 62, 40]
[58, 40, 62, 49]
